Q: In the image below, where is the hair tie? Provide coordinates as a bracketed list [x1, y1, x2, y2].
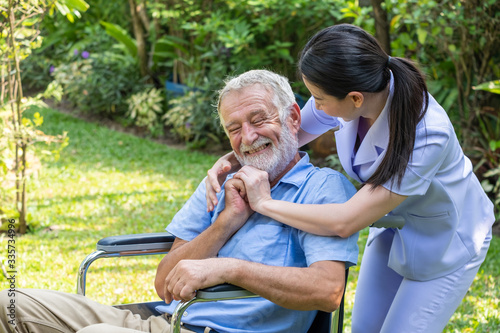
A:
[387, 56, 392, 67]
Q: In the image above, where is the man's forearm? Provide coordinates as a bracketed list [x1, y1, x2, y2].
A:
[155, 210, 246, 299]
[222, 258, 345, 312]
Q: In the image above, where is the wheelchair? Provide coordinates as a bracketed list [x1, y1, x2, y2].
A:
[77, 215, 404, 333]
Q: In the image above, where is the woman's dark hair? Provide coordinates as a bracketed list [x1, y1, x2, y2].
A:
[298, 24, 429, 189]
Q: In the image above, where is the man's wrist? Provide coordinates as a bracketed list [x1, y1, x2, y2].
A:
[222, 258, 244, 284]
[213, 210, 247, 237]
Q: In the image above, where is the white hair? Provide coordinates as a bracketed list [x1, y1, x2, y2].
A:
[217, 69, 296, 126]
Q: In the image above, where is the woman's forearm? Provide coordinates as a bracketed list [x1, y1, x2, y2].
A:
[259, 200, 359, 237]
[257, 185, 407, 237]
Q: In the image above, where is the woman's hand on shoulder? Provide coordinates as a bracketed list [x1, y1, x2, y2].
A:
[206, 151, 241, 211]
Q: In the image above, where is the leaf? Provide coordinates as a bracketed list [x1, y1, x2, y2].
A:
[155, 37, 189, 55]
[473, 80, 500, 94]
[60, 0, 89, 12]
[100, 21, 137, 58]
[33, 112, 44, 127]
[54, 2, 70, 17]
[490, 140, 500, 152]
[417, 28, 428, 44]
[390, 15, 402, 30]
[481, 179, 494, 192]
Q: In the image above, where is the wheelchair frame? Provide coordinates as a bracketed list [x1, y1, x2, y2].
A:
[77, 216, 404, 333]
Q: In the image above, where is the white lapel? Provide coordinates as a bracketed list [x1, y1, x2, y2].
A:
[335, 118, 362, 183]
[336, 71, 394, 183]
[354, 107, 390, 182]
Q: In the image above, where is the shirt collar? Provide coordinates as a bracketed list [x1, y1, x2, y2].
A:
[225, 151, 313, 190]
[271, 151, 313, 189]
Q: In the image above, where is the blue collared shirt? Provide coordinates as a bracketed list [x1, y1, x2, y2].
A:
[156, 153, 358, 333]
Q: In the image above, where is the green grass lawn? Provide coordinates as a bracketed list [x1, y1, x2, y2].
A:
[0, 107, 498, 332]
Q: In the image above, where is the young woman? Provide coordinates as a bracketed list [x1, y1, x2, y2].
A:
[205, 24, 494, 332]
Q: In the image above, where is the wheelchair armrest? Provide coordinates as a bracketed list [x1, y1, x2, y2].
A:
[77, 232, 174, 295]
[371, 215, 405, 229]
[97, 232, 175, 253]
[170, 284, 258, 333]
[197, 283, 256, 300]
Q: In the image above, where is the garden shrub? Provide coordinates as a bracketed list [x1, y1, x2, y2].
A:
[163, 87, 226, 150]
[386, 0, 500, 218]
[153, 0, 364, 147]
[127, 87, 165, 136]
[53, 51, 142, 116]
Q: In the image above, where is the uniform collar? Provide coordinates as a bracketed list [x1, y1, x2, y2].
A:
[340, 72, 394, 167]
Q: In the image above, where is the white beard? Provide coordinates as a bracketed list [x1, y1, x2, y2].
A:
[235, 124, 298, 181]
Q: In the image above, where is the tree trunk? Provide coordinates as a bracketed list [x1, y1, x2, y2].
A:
[7, 0, 28, 233]
[128, 0, 149, 80]
[370, 0, 391, 54]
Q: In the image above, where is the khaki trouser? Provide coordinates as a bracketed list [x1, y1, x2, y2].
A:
[0, 289, 198, 333]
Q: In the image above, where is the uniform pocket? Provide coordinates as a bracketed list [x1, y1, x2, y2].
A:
[408, 211, 451, 235]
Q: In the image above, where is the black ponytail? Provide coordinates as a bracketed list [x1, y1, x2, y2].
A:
[298, 24, 429, 189]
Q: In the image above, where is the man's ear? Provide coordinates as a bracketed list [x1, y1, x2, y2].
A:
[348, 92, 364, 108]
[288, 103, 301, 132]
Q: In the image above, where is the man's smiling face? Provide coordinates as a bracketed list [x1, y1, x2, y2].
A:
[220, 84, 298, 180]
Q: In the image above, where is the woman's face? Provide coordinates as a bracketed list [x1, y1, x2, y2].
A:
[303, 77, 359, 122]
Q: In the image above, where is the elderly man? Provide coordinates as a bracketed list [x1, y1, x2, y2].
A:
[0, 70, 358, 333]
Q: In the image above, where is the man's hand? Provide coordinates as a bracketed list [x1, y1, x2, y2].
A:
[163, 258, 234, 303]
[213, 178, 253, 235]
[224, 178, 253, 215]
[233, 166, 273, 213]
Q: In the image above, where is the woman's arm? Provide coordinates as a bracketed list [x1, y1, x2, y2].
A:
[235, 166, 407, 237]
[205, 151, 241, 211]
[205, 128, 320, 211]
[298, 128, 321, 148]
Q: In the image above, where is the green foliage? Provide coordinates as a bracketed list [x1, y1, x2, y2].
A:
[152, 0, 364, 84]
[163, 90, 225, 149]
[474, 80, 500, 95]
[19, 0, 500, 213]
[126, 87, 165, 135]
[52, 52, 142, 116]
[0, 94, 68, 232]
[20, 52, 55, 91]
[147, 0, 369, 145]
[482, 167, 500, 211]
[22, 0, 129, 91]
[1, 0, 75, 233]
[100, 21, 138, 58]
[51, 0, 90, 23]
[387, 0, 500, 140]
